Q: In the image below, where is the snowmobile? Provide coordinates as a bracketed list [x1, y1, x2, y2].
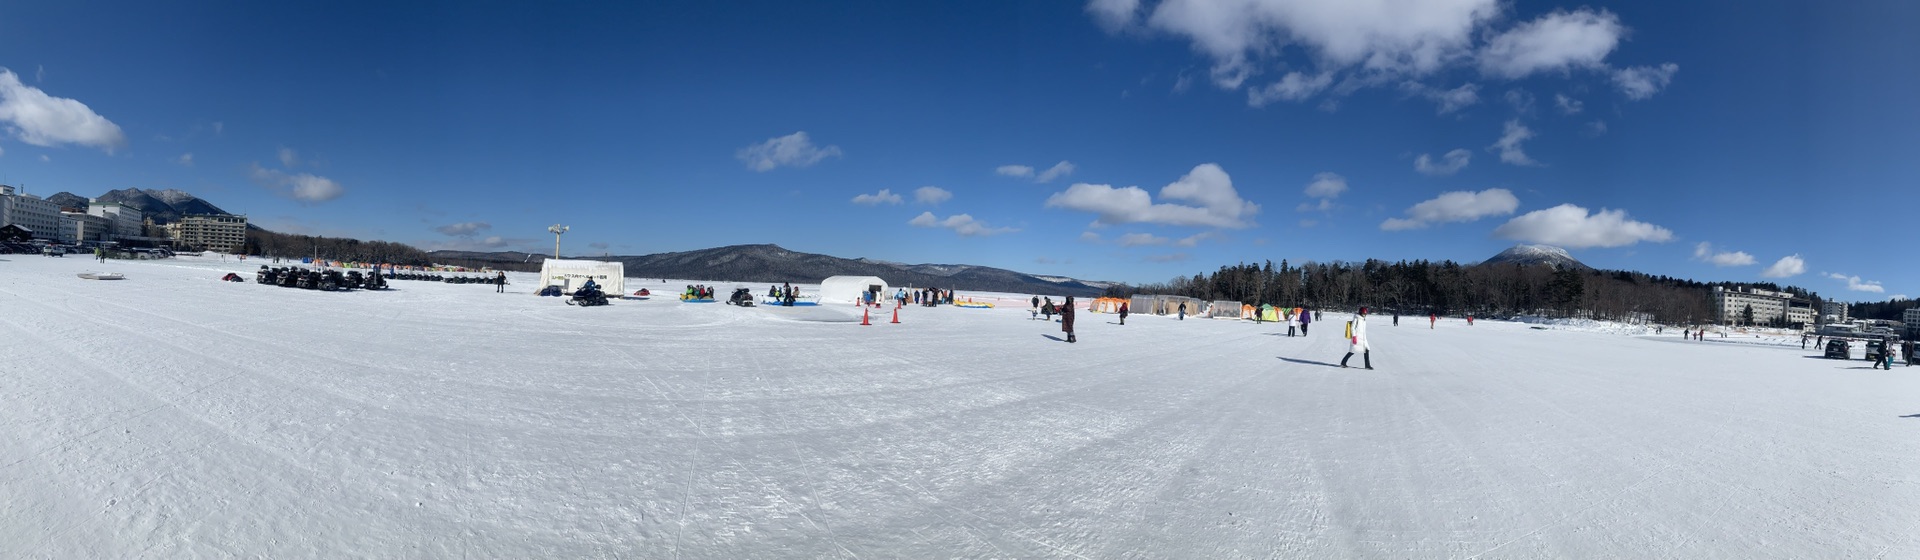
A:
[727, 288, 756, 307]
[567, 285, 610, 307]
[363, 271, 388, 290]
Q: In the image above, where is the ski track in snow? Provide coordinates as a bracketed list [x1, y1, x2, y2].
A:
[3, 255, 1919, 558]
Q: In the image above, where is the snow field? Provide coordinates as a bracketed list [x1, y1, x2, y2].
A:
[2, 254, 1918, 558]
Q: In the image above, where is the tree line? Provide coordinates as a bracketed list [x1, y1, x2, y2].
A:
[1106, 259, 1830, 326]
[243, 229, 433, 266]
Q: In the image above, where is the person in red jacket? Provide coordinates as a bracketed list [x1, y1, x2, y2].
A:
[1061, 296, 1077, 343]
[1429, 312, 1437, 329]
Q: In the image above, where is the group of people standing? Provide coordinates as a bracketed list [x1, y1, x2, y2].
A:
[767, 283, 799, 306]
[916, 288, 954, 306]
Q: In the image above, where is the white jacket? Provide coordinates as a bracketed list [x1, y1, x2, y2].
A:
[1349, 314, 1370, 352]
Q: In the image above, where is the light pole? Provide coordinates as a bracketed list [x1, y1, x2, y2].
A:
[548, 224, 568, 259]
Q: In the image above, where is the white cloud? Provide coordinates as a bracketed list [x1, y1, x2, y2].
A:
[1145, 253, 1190, 263]
[908, 211, 1016, 236]
[435, 222, 492, 237]
[1760, 255, 1805, 278]
[1491, 119, 1539, 166]
[249, 163, 345, 203]
[1492, 203, 1673, 248]
[1826, 272, 1885, 293]
[1297, 199, 1333, 213]
[1249, 72, 1334, 106]
[1430, 83, 1480, 114]
[1044, 163, 1258, 228]
[1584, 120, 1608, 137]
[1141, 0, 1498, 84]
[1079, 231, 1103, 243]
[38, 154, 49, 162]
[1504, 88, 1535, 114]
[851, 188, 903, 205]
[1087, 0, 1142, 33]
[1035, 161, 1076, 183]
[1097, 2, 1657, 110]
[279, 147, 300, 168]
[1691, 242, 1756, 267]
[913, 186, 952, 205]
[1414, 149, 1471, 176]
[1379, 188, 1518, 230]
[1114, 231, 1212, 248]
[1303, 172, 1347, 198]
[1000, 161, 1075, 183]
[1477, 9, 1623, 78]
[177, 152, 193, 166]
[1613, 63, 1680, 100]
[0, 69, 126, 152]
[736, 131, 842, 172]
[1118, 232, 1169, 247]
[1554, 93, 1583, 114]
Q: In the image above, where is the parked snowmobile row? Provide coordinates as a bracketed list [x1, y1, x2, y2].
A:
[254, 266, 389, 292]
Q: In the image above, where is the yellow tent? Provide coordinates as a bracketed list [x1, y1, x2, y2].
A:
[1091, 297, 1129, 313]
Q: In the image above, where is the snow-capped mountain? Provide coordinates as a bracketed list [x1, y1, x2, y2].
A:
[1480, 244, 1590, 270]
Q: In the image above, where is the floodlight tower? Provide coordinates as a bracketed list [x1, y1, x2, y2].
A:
[548, 224, 569, 259]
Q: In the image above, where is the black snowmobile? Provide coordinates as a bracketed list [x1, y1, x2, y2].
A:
[567, 284, 610, 307]
[727, 288, 756, 307]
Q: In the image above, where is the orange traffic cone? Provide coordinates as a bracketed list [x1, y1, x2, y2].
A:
[891, 308, 901, 324]
[861, 307, 871, 326]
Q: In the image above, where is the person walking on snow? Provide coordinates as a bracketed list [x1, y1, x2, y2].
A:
[1300, 307, 1312, 335]
[496, 271, 507, 293]
[1393, 312, 1399, 327]
[1429, 312, 1437, 329]
[1031, 295, 1041, 320]
[1178, 302, 1187, 321]
[1286, 309, 1298, 337]
[1341, 307, 1373, 369]
[1060, 296, 1077, 343]
[1118, 301, 1129, 325]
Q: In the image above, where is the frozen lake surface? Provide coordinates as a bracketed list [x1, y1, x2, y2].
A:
[3, 254, 1917, 558]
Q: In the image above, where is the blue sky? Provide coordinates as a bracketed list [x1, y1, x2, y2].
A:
[1, 1, 1915, 299]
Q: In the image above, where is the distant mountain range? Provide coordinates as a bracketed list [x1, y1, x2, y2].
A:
[45, 188, 231, 224]
[1480, 244, 1590, 270]
[431, 244, 1114, 296]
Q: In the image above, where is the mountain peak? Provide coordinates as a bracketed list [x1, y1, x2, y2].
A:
[1482, 244, 1589, 270]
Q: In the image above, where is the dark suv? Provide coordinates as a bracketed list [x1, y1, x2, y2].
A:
[1824, 339, 1851, 359]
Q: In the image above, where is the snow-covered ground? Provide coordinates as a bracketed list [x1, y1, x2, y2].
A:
[4, 254, 1919, 558]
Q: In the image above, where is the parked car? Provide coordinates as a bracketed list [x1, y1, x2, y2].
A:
[1824, 339, 1851, 359]
[1866, 339, 1888, 362]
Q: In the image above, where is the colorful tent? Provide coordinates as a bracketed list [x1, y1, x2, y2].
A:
[1091, 297, 1128, 313]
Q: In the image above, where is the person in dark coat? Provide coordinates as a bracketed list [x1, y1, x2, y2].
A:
[495, 271, 507, 293]
[1118, 301, 1129, 325]
[1042, 297, 1054, 321]
[1300, 307, 1312, 335]
[1061, 296, 1077, 343]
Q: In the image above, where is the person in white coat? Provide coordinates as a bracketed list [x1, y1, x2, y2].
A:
[1286, 309, 1299, 337]
[1341, 307, 1373, 369]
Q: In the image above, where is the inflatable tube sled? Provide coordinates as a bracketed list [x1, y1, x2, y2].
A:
[78, 272, 125, 280]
